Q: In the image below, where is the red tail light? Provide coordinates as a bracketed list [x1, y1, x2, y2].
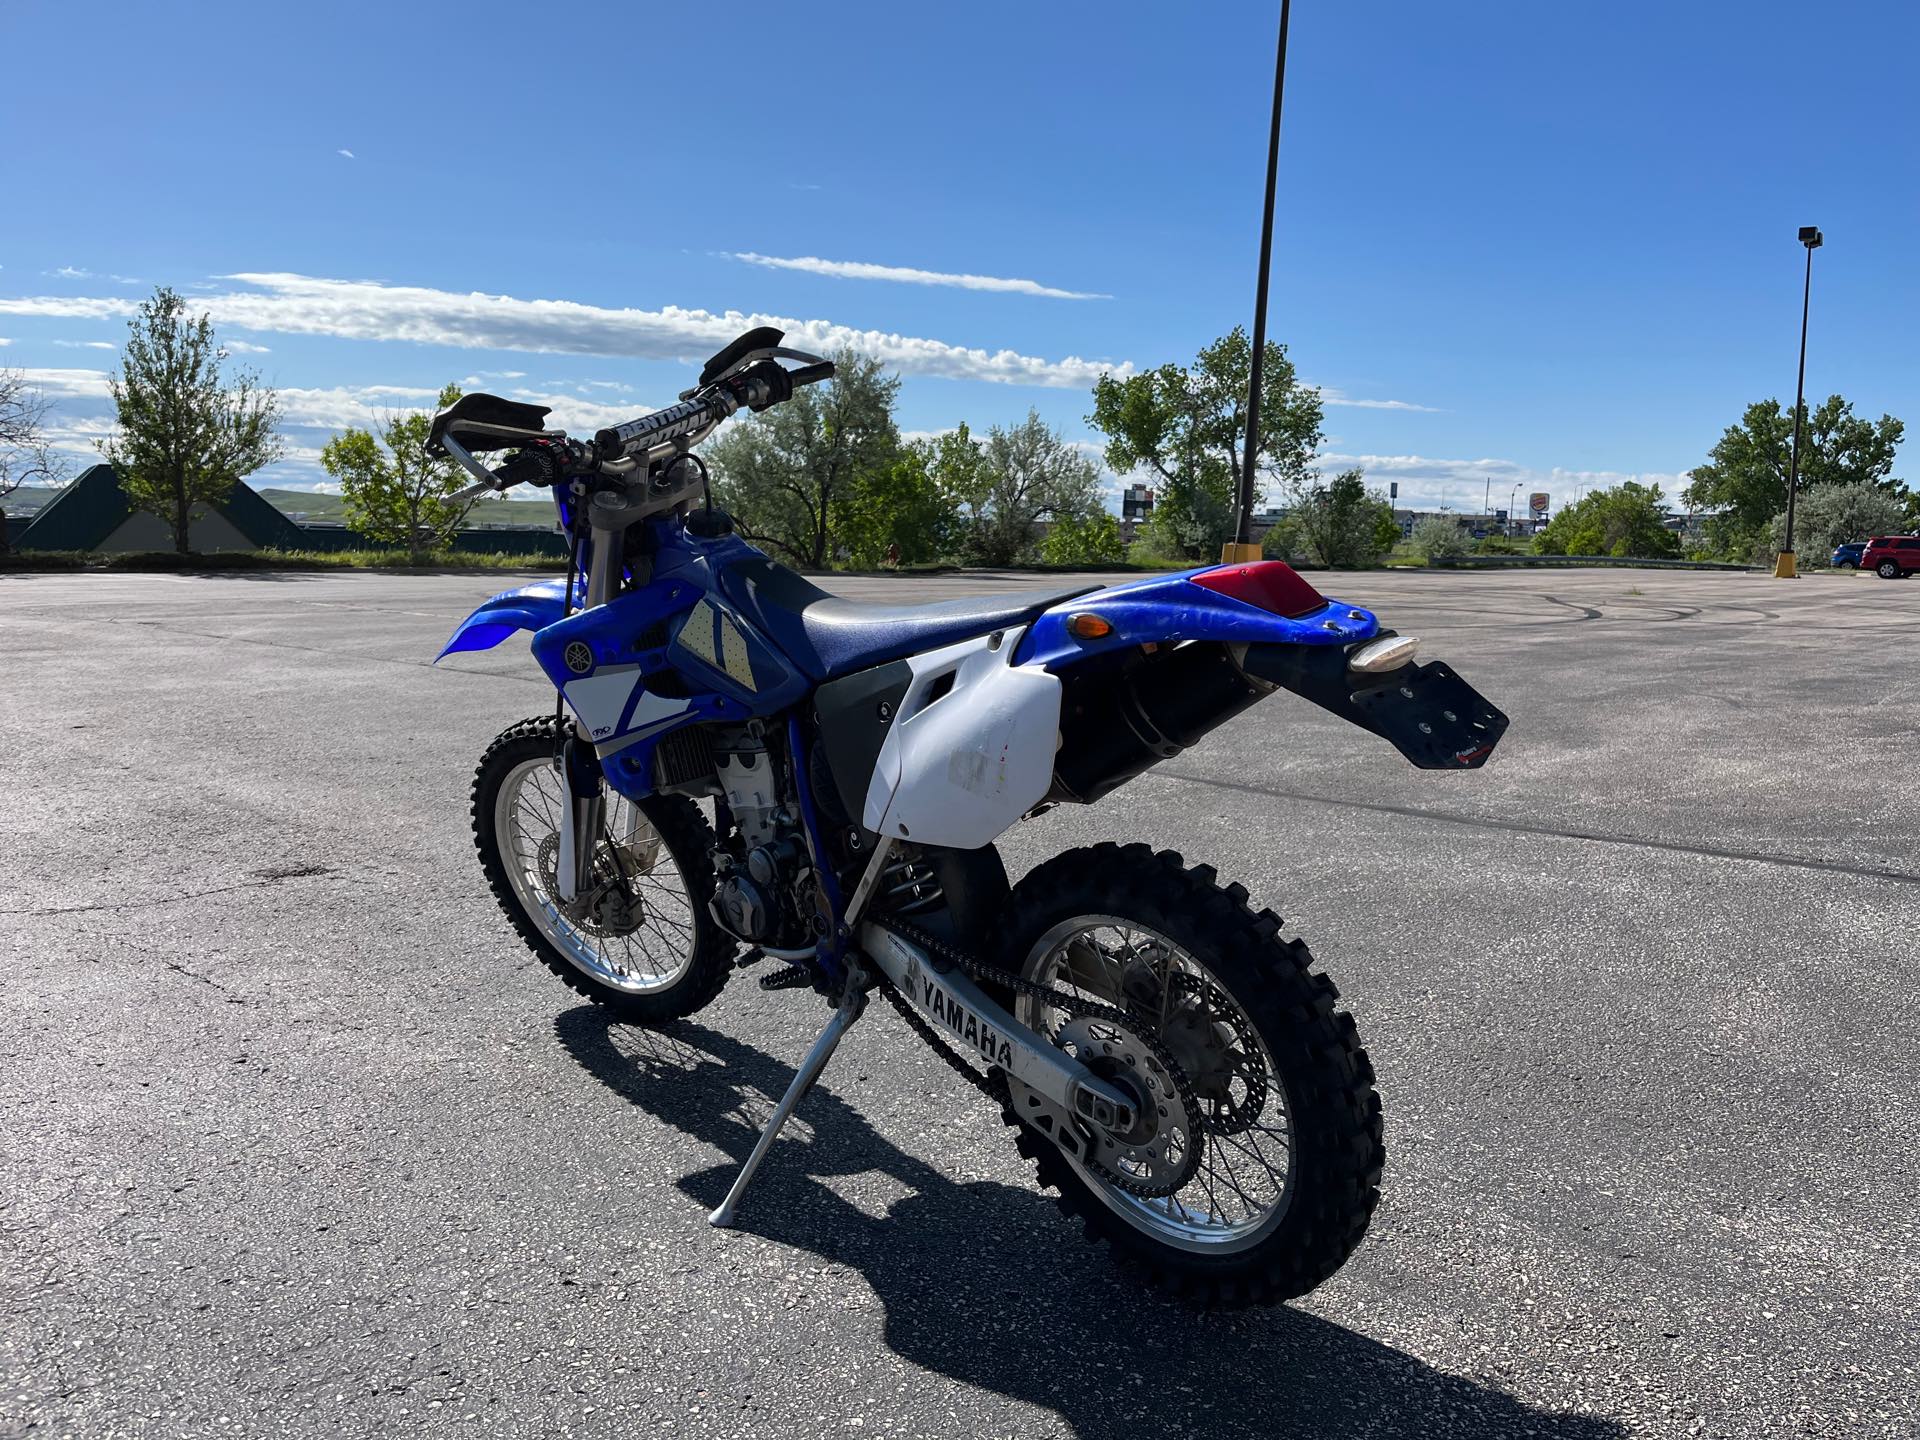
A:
[1189, 560, 1326, 619]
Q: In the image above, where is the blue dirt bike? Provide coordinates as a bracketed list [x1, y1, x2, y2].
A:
[432, 328, 1508, 1305]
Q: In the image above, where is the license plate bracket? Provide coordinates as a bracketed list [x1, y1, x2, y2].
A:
[1243, 639, 1510, 770]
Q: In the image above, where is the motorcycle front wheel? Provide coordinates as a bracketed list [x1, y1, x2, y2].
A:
[994, 842, 1384, 1306]
[471, 715, 732, 1024]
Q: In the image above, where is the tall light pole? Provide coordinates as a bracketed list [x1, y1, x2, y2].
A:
[1225, 2, 1293, 563]
[1775, 225, 1823, 579]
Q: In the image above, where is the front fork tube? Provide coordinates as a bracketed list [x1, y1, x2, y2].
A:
[557, 735, 605, 903]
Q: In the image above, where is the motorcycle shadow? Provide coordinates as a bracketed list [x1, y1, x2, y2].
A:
[554, 1005, 1622, 1440]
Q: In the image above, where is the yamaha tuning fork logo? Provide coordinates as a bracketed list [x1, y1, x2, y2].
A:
[563, 642, 594, 675]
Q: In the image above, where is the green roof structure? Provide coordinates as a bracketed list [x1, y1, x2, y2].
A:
[15, 464, 306, 553]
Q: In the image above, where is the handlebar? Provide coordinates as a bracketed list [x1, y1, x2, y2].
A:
[436, 339, 835, 502]
[592, 353, 836, 461]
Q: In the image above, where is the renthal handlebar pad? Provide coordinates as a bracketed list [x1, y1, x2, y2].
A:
[594, 392, 729, 455]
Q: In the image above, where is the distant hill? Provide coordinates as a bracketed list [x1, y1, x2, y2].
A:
[7, 482, 557, 532]
[3, 485, 65, 518]
[256, 488, 557, 531]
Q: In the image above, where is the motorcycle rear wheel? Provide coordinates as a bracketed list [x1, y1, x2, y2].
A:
[995, 842, 1383, 1305]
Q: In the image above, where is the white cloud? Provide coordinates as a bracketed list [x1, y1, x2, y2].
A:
[18, 367, 115, 399]
[45, 273, 1125, 387]
[47, 266, 92, 279]
[1312, 386, 1442, 413]
[224, 339, 271, 353]
[53, 339, 116, 350]
[0, 295, 136, 322]
[337, 148, 356, 160]
[503, 390, 659, 431]
[0, 337, 10, 346]
[21, 367, 652, 442]
[0, 274, 1126, 387]
[275, 382, 443, 429]
[727, 251, 1109, 301]
[1316, 451, 1692, 511]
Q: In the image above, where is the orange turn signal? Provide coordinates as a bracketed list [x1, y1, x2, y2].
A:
[1065, 612, 1114, 641]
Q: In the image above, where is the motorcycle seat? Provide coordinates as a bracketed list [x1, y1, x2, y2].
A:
[716, 554, 1096, 681]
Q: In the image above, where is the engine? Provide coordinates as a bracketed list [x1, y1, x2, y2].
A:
[706, 726, 818, 950]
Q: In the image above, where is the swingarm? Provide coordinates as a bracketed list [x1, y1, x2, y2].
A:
[860, 922, 1138, 1135]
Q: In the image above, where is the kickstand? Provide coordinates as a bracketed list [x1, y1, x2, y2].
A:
[708, 970, 868, 1228]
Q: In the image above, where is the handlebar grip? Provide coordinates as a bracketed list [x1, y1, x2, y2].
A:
[787, 361, 836, 387]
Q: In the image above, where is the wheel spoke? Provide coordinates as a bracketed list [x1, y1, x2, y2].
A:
[1016, 912, 1294, 1250]
[494, 757, 699, 996]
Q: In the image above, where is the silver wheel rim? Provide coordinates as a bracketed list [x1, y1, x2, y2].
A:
[1016, 916, 1296, 1254]
[494, 757, 699, 995]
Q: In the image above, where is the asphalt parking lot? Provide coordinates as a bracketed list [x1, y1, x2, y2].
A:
[3, 563, 1915, 1439]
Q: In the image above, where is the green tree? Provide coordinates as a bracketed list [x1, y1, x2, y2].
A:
[1410, 514, 1468, 561]
[707, 349, 900, 568]
[103, 288, 283, 554]
[1534, 482, 1681, 557]
[1040, 510, 1127, 566]
[1767, 480, 1911, 563]
[1683, 396, 1906, 555]
[834, 441, 962, 568]
[320, 383, 472, 559]
[1263, 469, 1396, 568]
[955, 411, 1103, 565]
[1088, 327, 1323, 561]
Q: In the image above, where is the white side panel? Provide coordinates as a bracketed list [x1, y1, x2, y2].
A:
[563, 666, 642, 741]
[862, 626, 1061, 850]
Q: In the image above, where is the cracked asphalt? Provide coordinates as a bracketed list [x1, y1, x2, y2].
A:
[2, 565, 1916, 1439]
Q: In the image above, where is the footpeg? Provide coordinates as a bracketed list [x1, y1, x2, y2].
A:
[757, 963, 811, 992]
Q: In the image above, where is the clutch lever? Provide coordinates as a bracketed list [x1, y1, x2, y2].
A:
[450, 477, 502, 504]
[439, 428, 514, 503]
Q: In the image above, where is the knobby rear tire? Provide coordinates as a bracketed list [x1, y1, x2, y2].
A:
[471, 715, 733, 1025]
[993, 842, 1384, 1307]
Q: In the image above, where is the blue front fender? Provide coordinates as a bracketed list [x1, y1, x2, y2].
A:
[435, 577, 585, 661]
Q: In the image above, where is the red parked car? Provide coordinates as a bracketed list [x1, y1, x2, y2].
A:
[1860, 535, 1920, 579]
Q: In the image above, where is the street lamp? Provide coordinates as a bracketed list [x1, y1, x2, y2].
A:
[1508, 483, 1523, 534]
[1226, 2, 1293, 562]
[1775, 225, 1823, 579]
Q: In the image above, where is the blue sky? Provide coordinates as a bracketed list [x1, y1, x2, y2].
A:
[2, 1, 1915, 512]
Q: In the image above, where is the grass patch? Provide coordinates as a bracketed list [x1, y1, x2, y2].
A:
[0, 550, 90, 572]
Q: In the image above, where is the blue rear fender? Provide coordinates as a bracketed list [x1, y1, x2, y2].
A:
[1011, 563, 1377, 671]
[435, 577, 585, 660]
[1017, 560, 1512, 773]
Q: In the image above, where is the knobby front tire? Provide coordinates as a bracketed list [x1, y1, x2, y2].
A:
[471, 715, 733, 1025]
